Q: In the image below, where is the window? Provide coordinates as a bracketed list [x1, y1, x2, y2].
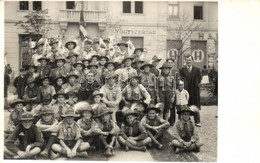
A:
[19, 1, 29, 10]
[66, 1, 75, 9]
[33, 1, 42, 10]
[135, 1, 143, 13]
[123, 1, 131, 13]
[194, 6, 203, 20]
[168, 3, 178, 19]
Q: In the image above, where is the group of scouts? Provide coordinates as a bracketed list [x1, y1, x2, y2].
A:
[4, 36, 203, 159]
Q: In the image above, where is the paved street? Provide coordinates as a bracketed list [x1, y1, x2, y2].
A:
[4, 93, 217, 161]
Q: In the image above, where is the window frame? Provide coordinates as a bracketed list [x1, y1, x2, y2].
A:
[193, 5, 204, 20]
[168, 3, 179, 20]
[122, 1, 131, 14]
[122, 1, 144, 15]
[19, 1, 29, 11]
[66, 1, 75, 10]
[32, 1, 42, 11]
[134, 1, 143, 14]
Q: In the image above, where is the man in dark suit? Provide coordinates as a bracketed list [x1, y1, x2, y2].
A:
[179, 55, 202, 127]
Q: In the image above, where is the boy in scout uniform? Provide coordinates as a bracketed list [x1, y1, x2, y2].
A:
[4, 112, 44, 159]
[65, 40, 77, 56]
[150, 55, 162, 77]
[47, 38, 64, 69]
[81, 39, 97, 60]
[37, 57, 52, 79]
[51, 90, 70, 121]
[23, 77, 40, 112]
[50, 57, 68, 79]
[169, 106, 203, 153]
[51, 108, 89, 159]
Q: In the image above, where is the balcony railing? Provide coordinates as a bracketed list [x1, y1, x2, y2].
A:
[59, 10, 106, 22]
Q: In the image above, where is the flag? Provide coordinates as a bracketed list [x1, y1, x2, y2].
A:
[57, 36, 65, 54]
[99, 38, 107, 49]
[127, 39, 135, 55]
[79, 7, 87, 41]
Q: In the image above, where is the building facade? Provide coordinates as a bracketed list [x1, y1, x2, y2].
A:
[4, 1, 218, 75]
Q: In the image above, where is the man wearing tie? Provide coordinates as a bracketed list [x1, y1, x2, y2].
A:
[179, 55, 202, 127]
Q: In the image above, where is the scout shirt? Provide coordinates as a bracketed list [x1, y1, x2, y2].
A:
[100, 83, 122, 108]
[172, 119, 199, 142]
[175, 89, 189, 105]
[47, 49, 65, 62]
[38, 65, 52, 78]
[51, 103, 70, 121]
[36, 118, 59, 136]
[141, 114, 170, 130]
[50, 65, 68, 79]
[39, 85, 56, 105]
[139, 71, 156, 89]
[122, 84, 151, 104]
[120, 120, 148, 141]
[116, 66, 137, 83]
[58, 120, 82, 142]
[5, 124, 44, 153]
[80, 48, 97, 60]
[61, 83, 80, 105]
[96, 119, 120, 136]
[158, 73, 175, 92]
[150, 67, 160, 77]
[77, 118, 101, 136]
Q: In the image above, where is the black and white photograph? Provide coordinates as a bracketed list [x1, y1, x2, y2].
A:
[2, 0, 219, 162]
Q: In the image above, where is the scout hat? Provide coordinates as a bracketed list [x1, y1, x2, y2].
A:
[177, 105, 194, 116]
[130, 101, 148, 111]
[65, 40, 77, 50]
[90, 55, 101, 61]
[177, 80, 184, 85]
[159, 62, 172, 69]
[27, 77, 36, 85]
[49, 38, 59, 46]
[132, 58, 144, 66]
[61, 107, 80, 118]
[104, 61, 116, 68]
[37, 57, 50, 63]
[53, 90, 69, 100]
[99, 56, 109, 62]
[19, 67, 27, 72]
[103, 37, 110, 43]
[40, 76, 52, 84]
[123, 108, 139, 120]
[73, 61, 85, 69]
[105, 73, 118, 80]
[19, 112, 35, 121]
[96, 106, 113, 118]
[39, 106, 54, 115]
[144, 107, 161, 114]
[55, 75, 67, 84]
[81, 58, 91, 63]
[140, 62, 153, 70]
[117, 40, 128, 47]
[133, 47, 144, 54]
[122, 56, 134, 64]
[25, 64, 37, 71]
[10, 99, 27, 108]
[74, 101, 94, 114]
[87, 63, 99, 69]
[66, 51, 79, 59]
[166, 57, 175, 63]
[67, 72, 78, 79]
[92, 90, 103, 98]
[151, 55, 162, 62]
[93, 38, 99, 44]
[127, 73, 141, 83]
[55, 57, 66, 63]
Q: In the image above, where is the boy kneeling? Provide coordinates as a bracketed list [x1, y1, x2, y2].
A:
[4, 112, 44, 159]
[51, 108, 89, 159]
[118, 108, 151, 152]
[169, 106, 204, 153]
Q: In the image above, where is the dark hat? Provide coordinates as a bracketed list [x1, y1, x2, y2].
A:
[37, 57, 50, 63]
[99, 56, 109, 62]
[73, 61, 85, 69]
[144, 107, 161, 114]
[177, 105, 194, 116]
[92, 90, 103, 98]
[132, 59, 144, 65]
[40, 76, 52, 83]
[127, 73, 141, 83]
[159, 62, 172, 69]
[19, 67, 27, 72]
[49, 38, 59, 45]
[61, 108, 80, 118]
[123, 109, 139, 120]
[105, 73, 118, 80]
[103, 37, 110, 43]
[90, 55, 101, 61]
[55, 76, 67, 83]
[65, 41, 77, 49]
[83, 39, 93, 45]
[122, 57, 134, 64]
[140, 62, 153, 70]
[96, 107, 113, 118]
[81, 58, 91, 63]
[53, 90, 69, 100]
[66, 52, 79, 59]
[166, 57, 175, 62]
[10, 99, 27, 108]
[25, 64, 37, 70]
[19, 112, 34, 121]
[133, 47, 144, 54]
[104, 61, 116, 68]
[151, 55, 162, 62]
[87, 63, 99, 69]
[39, 106, 54, 115]
[67, 72, 78, 79]
[93, 38, 99, 44]
[117, 40, 128, 47]
[55, 57, 66, 63]
[27, 77, 36, 85]
[74, 101, 94, 114]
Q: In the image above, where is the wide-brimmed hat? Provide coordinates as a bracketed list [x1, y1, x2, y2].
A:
[144, 107, 161, 114]
[151, 55, 162, 62]
[105, 73, 118, 80]
[27, 77, 36, 85]
[81, 58, 91, 63]
[132, 59, 144, 65]
[93, 38, 99, 44]
[40, 76, 52, 83]
[37, 57, 50, 63]
[133, 47, 144, 54]
[55, 57, 66, 63]
[39, 106, 54, 115]
[65, 41, 77, 49]
[61, 108, 80, 118]
[67, 72, 78, 79]
[116, 40, 128, 47]
[25, 64, 37, 70]
[123, 109, 139, 120]
[99, 56, 109, 62]
[90, 55, 100, 61]
[127, 73, 141, 83]
[96, 107, 113, 118]
[177, 105, 194, 116]
[92, 90, 103, 98]
[104, 61, 116, 68]
[87, 63, 99, 69]
[19, 112, 35, 121]
[73, 61, 85, 69]
[53, 90, 69, 100]
[122, 57, 134, 64]
[66, 52, 79, 59]
[74, 101, 94, 114]
[83, 39, 93, 45]
[55, 76, 67, 83]
[103, 37, 110, 43]
[140, 62, 153, 70]
[159, 62, 172, 69]
[49, 38, 59, 46]
[10, 99, 27, 108]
